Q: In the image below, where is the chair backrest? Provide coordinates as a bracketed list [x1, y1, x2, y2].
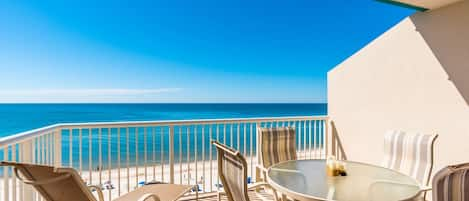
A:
[432, 163, 469, 201]
[212, 141, 249, 201]
[257, 127, 296, 168]
[0, 161, 97, 201]
[382, 130, 438, 186]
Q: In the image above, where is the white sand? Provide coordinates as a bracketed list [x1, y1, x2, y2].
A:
[80, 155, 259, 197]
[0, 151, 324, 201]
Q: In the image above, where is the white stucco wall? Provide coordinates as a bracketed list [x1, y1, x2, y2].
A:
[328, 0, 469, 183]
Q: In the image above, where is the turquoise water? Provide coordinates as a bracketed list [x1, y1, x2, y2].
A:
[0, 103, 326, 137]
[0, 104, 327, 171]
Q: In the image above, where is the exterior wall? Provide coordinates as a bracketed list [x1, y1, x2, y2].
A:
[328, 0, 469, 182]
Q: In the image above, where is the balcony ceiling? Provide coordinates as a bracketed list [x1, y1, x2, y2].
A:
[388, 0, 463, 10]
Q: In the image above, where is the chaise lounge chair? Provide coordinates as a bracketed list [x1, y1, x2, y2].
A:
[0, 161, 195, 201]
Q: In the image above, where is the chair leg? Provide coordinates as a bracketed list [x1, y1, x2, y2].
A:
[268, 187, 279, 201]
[217, 191, 221, 201]
[281, 194, 287, 201]
[255, 167, 262, 192]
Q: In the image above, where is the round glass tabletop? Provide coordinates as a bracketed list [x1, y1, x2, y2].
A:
[267, 160, 421, 201]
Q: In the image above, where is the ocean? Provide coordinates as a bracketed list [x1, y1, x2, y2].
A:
[0, 103, 327, 171]
[0, 103, 327, 137]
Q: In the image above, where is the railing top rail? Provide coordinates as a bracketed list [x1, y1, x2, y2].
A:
[60, 115, 327, 128]
[0, 115, 328, 147]
[0, 124, 59, 148]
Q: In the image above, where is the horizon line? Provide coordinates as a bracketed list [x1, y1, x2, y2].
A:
[0, 102, 328, 104]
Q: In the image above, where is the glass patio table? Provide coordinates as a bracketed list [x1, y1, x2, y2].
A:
[266, 159, 422, 201]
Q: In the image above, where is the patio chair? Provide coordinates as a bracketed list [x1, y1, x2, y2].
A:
[212, 140, 278, 201]
[388, 162, 469, 201]
[382, 130, 438, 187]
[431, 162, 469, 201]
[256, 127, 296, 184]
[0, 161, 194, 201]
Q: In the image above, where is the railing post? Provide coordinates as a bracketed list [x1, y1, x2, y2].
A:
[21, 140, 34, 200]
[325, 117, 332, 158]
[255, 121, 261, 189]
[54, 128, 62, 167]
[169, 125, 175, 184]
[3, 145, 9, 201]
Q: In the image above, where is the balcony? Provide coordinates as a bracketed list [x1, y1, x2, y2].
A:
[0, 115, 342, 201]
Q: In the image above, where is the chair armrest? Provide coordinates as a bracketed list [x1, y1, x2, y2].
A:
[88, 185, 104, 201]
[256, 165, 268, 173]
[248, 182, 271, 190]
[418, 185, 432, 201]
[137, 193, 161, 201]
[248, 182, 279, 201]
[420, 185, 432, 192]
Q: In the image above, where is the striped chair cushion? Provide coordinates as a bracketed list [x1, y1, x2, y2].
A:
[214, 142, 249, 201]
[432, 163, 469, 201]
[382, 130, 438, 186]
[258, 127, 296, 168]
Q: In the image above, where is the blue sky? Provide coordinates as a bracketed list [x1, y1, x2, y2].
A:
[0, 0, 414, 103]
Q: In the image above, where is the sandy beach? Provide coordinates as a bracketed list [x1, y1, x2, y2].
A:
[1, 151, 324, 201]
[79, 155, 259, 199]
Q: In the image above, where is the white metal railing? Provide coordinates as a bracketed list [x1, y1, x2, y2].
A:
[0, 116, 330, 201]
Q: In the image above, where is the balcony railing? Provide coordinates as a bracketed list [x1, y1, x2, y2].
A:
[0, 115, 338, 201]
